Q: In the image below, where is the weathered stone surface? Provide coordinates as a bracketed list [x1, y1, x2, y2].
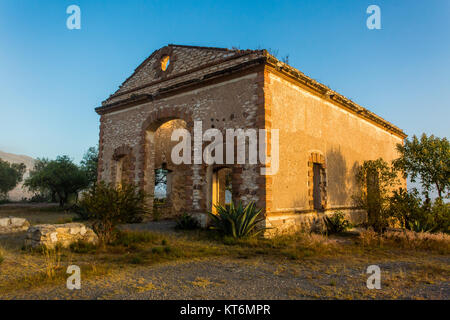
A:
[0, 217, 30, 234]
[263, 210, 367, 238]
[25, 223, 98, 248]
[95, 44, 405, 236]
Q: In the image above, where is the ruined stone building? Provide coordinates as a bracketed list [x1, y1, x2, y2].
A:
[96, 44, 406, 235]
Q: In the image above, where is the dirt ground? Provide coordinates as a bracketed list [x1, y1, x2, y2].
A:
[0, 205, 449, 300]
[0, 203, 77, 225]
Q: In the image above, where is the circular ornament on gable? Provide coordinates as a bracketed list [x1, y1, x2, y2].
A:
[153, 46, 176, 78]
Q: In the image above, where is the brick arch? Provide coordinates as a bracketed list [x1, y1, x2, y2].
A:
[111, 144, 135, 184]
[141, 107, 194, 133]
[138, 107, 194, 213]
[307, 152, 328, 210]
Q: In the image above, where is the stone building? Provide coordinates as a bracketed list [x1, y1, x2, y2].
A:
[96, 44, 406, 235]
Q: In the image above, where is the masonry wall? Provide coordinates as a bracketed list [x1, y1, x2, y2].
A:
[98, 71, 265, 217]
[265, 70, 405, 215]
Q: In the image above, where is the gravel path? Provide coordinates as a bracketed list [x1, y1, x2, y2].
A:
[2, 256, 449, 300]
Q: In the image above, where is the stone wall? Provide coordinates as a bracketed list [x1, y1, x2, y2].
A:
[263, 209, 367, 237]
[25, 223, 98, 249]
[98, 71, 265, 216]
[0, 217, 30, 234]
[96, 45, 406, 236]
[266, 69, 406, 215]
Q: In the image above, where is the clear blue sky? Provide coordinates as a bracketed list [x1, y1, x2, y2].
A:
[1, 0, 449, 163]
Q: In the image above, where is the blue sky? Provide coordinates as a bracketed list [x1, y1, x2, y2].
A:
[0, 0, 449, 163]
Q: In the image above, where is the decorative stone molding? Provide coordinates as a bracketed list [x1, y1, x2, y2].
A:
[153, 46, 176, 79]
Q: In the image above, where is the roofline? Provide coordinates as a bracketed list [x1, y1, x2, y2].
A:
[103, 47, 261, 103]
[97, 45, 407, 139]
[261, 51, 407, 138]
[167, 44, 236, 51]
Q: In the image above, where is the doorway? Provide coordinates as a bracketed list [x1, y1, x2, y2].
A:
[313, 163, 323, 210]
[212, 167, 232, 213]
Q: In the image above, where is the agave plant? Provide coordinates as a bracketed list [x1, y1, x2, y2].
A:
[408, 220, 437, 233]
[323, 211, 351, 234]
[208, 201, 265, 238]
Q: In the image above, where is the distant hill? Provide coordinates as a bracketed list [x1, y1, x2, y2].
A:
[0, 150, 36, 201]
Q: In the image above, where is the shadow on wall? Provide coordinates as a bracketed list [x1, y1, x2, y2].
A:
[326, 147, 359, 207]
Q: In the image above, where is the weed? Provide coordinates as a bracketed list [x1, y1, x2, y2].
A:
[69, 240, 98, 254]
[175, 213, 200, 230]
[0, 247, 4, 264]
[112, 231, 158, 247]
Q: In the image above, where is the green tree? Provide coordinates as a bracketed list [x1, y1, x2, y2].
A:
[0, 159, 26, 198]
[354, 158, 400, 232]
[393, 134, 450, 199]
[80, 146, 99, 186]
[79, 182, 147, 244]
[24, 155, 89, 207]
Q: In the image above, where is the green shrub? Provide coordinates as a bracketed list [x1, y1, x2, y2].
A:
[353, 159, 400, 233]
[387, 189, 449, 234]
[208, 201, 266, 239]
[429, 198, 450, 234]
[70, 204, 91, 220]
[175, 213, 200, 230]
[128, 254, 145, 264]
[387, 188, 423, 229]
[152, 246, 164, 254]
[111, 231, 157, 247]
[69, 240, 98, 254]
[324, 211, 351, 234]
[79, 182, 148, 244]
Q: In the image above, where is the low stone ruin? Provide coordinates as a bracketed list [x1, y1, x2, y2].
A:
[0, 217, 30, 234]
[25, 223, 98, 248]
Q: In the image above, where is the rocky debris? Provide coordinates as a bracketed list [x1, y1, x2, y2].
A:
[25, 223, 98, 248]
[0, 217, 30, 234]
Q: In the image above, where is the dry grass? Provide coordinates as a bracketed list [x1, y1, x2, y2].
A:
[358, 228, 450, 254]
[0, 210, 449, 299]
[0, 204, 78, 225]
[0, 263, 110, 293]
[0, 245, 5, 265]
[190, 277, 213, 288]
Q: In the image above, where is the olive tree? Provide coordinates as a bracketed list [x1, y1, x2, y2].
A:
[394, 134, 449, 199]
[24, 155, 89, 207]
[0, 159, 26, 198]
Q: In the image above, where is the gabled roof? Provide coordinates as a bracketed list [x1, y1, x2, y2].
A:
[104, 44, 255, 102]
[97, 44, 406, 138]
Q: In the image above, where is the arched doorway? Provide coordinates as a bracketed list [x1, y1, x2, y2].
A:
[143, 119, 189, 219]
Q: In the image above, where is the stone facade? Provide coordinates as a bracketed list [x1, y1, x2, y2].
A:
[0, 217, 30, 234]
[96, 44, 406, 235]
[25, 223, 98, 249]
